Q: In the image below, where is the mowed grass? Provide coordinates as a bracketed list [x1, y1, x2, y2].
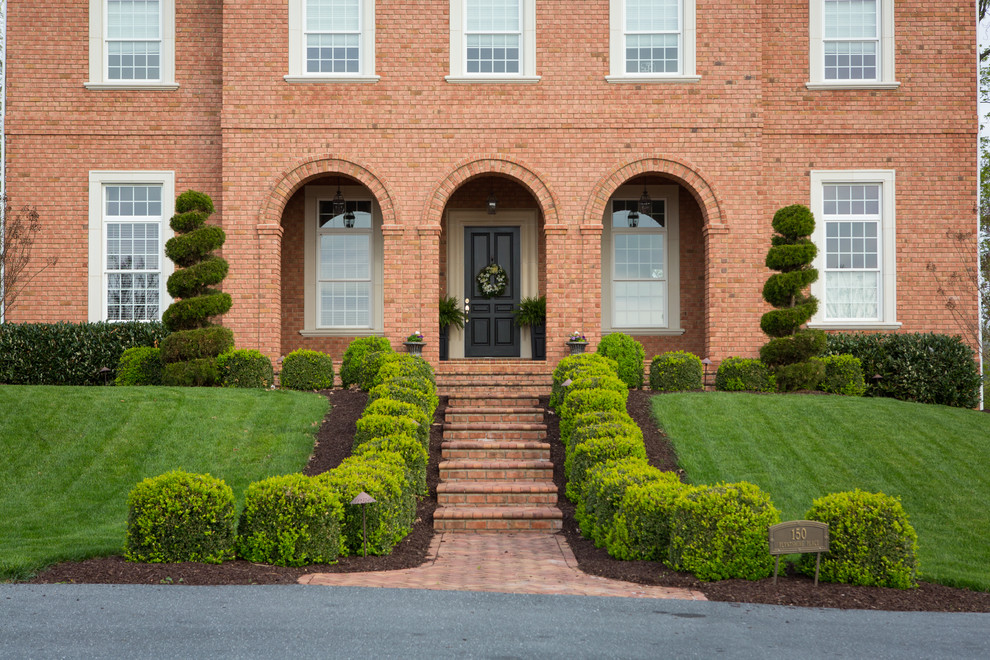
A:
[650, 393, 990, 591]
[0, 385, 329, 580]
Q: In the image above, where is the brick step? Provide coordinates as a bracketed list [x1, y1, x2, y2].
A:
[443, 422, 546, 442]
[442, 440, 550, 460]
[446, 394, 542, 408]
[433, 506, 563, 532]
[445, 407, 545, 423]
[438, 459, 554, 482]
[436, 481, 558, 507]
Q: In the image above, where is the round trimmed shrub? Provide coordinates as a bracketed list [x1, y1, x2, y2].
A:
[560, 388, 628, 423]
[578, 457, 663, 547]
[550, 353, 619, 409]
[161, 292, 233, 332]
[650, 351, 704, 392]
[115, 346, 163, 386]
[340, 337, 391, 389]
[354, 414, 421, 451]
[217, 349, 274, 388]
[363, 397, 431, 449]
[799, 490, 919, 589]
[160, 326, 234, 364]
[561, 409, 633, 450]
[669, 482, 781, 581]
[162, 357, 220, 387]
[566, 418, 640, 457]
[354, 433, 428, 496]
[236, 474, 344, 566]
[371, 354, 435, 389]
[759, 329, 827, 368]
[596, 333, 646, 389]
[280, 349, 335, 390]
[815, 354, 867, 396]
[565, 432, 647, 502]
[164, 225, 227, 268]
[368, 382, 438, 418]
[166, 256, 229, 300]
[714, 357, 774, 392]
[608, 474, 688, 560]
[125, 470, 236, 564]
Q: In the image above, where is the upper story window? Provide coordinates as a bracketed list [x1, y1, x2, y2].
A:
[286, 0, 379, 83]
[86, 0, 178, 90]
[608, 0, 699, 83]
[447, 0, 539, 83]
[807, 0, 899, 89]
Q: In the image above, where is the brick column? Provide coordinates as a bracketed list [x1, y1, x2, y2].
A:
[579, 223, 603, 348]
[417, 226, 442, 364]
[703, 223, 731, 361]
[543, 223, 569, 363]
[381, 223, 407, 347]
[255, 223, 285, 359]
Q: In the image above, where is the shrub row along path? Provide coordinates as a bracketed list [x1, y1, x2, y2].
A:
[302, 391, 704, 600]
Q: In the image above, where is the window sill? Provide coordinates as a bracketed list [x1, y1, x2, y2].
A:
[606, 75, 701, 84]
[445, 75, 541, 84]
[283, 75, 380, 84]
[606, 328, 686, 336]
[807, 322, 902, 331]
[84, 82, 180, 91]
[299, 329, 384, 338]
[805, 81, 901, 91]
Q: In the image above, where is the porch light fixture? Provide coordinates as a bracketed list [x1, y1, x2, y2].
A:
[332, 177, 346, 218]
[626, 210, 640, 227]
[638, 186, 652, 217]
[343, 210, 356, 228]
[487, 177, 497, 215]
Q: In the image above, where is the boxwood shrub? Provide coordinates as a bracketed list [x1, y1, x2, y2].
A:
[115, 346, 164, 386]
[280, 349, 335, 391]
[714, 357, 774, 392]
[800, 489, 919, 589]
[669, 481, 781, 581]
[549, 353, 619, 409]
[650, 351, 704, 392]
[371, 354, 436, 389]
[236, 474, 344, 566]
[814, 354, 867, 396]
[162, 357, 220, 387]
[559, 388, 628, 424]
[340, 336, 392, 389]
[217, 349, 274, 389]
[596, 333, 646, 389]
[125, 470, 236, 564]
[608, 474, 688, 561]
[565, 432, 647, 502]
[566, 418, 640, 458]
[358, 350, 395, 391]
[578, 457, 663, 547]
[354, 414, 422, 452]
[560, 409, 634, 451]
[368, 382, 438, 418]
[160, 326, 234, 364]
[353, 433, 429, 496]
[363, 397, 431, 449]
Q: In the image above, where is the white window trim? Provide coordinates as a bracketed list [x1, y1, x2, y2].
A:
[808, 170, 900, 330]
[85, 0, 178, 90]
[301, 185, 384, 335]
[446, 0, 540, 83]
[285, 0, 379, 83]
[88, 171, 175, 322]
[601, 185, 682, 334]
[806, 0, 899, 90]
[607, 0, 700, 83]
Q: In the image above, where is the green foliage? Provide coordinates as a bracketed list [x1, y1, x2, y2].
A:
[115, 346, 164, 386]
[318, 452, 415, 556]
[565, 432, 647, 502]
[761, 269, 819, 309]
[175, 189, 216, 215]
[0, 321, 168, 385]
[166, 256, 229, 299]
[340, 337, 392, 389]
[650, 351, 704, 392]
[760, 299, 819, 338]
[567, 373, 628, 399]
[363, 398, 430, 449]
[371, 354, 436, 390]
[759, 329, 826, 368]
[549, 353, 619, 409]
[577, 458, 663, 547]
[565, 417, 640, 454]
[596, 333, 646, 389]
[825, 332, 982, 408]
[169, 210, 208, 234]
[217, 349, 274, 389]
[760, 204, 819, 339]
[125, 470, 236, 564]
[513, 295, 546, 327]
[669, 482, 781, 581]
[714, 357, 774, 392]
[609, 474, 688, 560]
[161, 292, 233, 332]
[438, 295, 469, 330]
[358, 350, 396, 391]
[162, 357, 220, 387]
[774, 359, 825, 392]
[800, 490, 920, 589]
[771, 204, 816, 237]
[815, 354, 867, 396]
[764, 240, 817, 272]
[160, 326, 234, 364]
[368, 382, 438, 418]
[354, 414, 421, 452]
[280, 349, 335, 391]
[164, 225, 226, 268]
[354, 433, 429, 496]
[236, 474, 343, 566]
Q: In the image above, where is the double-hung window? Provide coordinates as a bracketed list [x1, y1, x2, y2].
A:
[286, 0, 378, 82]
[608, 0, 698, 82]
[808, 0, 898, 89]
[809, 171, 899, 329]
[88, 172, 175, 322]
[86, 0, 177, 89]
[448, 0, 538, 82]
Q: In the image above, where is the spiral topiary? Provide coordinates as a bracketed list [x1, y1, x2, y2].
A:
[161, 191, 233, 385]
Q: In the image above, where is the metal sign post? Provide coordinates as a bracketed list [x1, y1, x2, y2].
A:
[768, 521, 829, 587]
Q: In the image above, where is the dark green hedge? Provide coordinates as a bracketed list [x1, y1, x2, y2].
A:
[0, 321, 168, 385]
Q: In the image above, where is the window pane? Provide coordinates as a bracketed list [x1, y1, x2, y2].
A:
[826, 271, 878, 320]
[320, 281, 371, 327]
[626, 0, 680, 32]
[824, 41, 877, 80]
[318, 200, 372, 228]
[466, 0, 520, 32]
[107, 0, 160, 39]
[306, 0, 360, 32]
[823, 184, 880, 217]
[320, 234, 370, 280]
[824, 220, 879, 271]
[614, 233, 663, 280]
[107, 272, 160, 321]
[625, 33, 679, 74]
[611, 199, 665, 228]
[614, 281, 665, 327]
[824, 0, 877, 39]
[466, 34, 520, 73]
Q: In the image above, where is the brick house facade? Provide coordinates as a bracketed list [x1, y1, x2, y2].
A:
[3, 1, 980, 379]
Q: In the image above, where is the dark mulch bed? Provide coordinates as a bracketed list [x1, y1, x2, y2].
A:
[29, 388, 990, 612]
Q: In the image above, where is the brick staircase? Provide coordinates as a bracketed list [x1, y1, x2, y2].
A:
[434, 391, 562, 532]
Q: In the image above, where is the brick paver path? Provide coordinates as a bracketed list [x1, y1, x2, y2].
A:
[300, 532, 706, 600]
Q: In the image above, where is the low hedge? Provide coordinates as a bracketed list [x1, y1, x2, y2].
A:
[549, 353, 619, 409]
[596, 333, 646, 389]
[363, 398, 431, 449]
[115, 346, 164, 386]
[649, 351, 704, 392]
[217, 349, 274, 389]
[814, 354, 867, 396]
[825, 332, 982, 408]
[714, 357, 774, 392]
[125, 470, 236, 564]
[340, 337, 392, 389]
[669, 482, 781, 581]
[0, 321, 168, 385]
[353, 414, 422, 452]
[565, 432, 647, 502]
[559, 388, 628, 424]
[368, 382, 438, 418]
[608, 474, 688, 560]
[353, 433, 428, 496]
[800, 489, 919, 589]
[566, 418, 640, 456]
[280, 349, 335, 391]
[236, 474, 344, 566]
[371, 354, 435, 390]
[560, 409, 633, 451]
[578, 458, 664, 548]
[160, 326, 234, 364]
[162, 358, 219, 387]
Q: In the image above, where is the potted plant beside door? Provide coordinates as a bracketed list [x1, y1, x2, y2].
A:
[438, 295, 468, 361]
[514, 295, 546, 361]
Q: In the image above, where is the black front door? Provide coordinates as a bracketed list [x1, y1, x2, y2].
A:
[465, 226, 520, 357]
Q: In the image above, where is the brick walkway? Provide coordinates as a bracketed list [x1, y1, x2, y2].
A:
[300, 532, 707, 600]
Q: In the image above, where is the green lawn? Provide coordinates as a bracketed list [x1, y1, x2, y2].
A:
[650, 392, 990, 591]
[0, 385, 329, 581]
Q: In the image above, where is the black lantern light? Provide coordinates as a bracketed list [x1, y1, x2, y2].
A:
[638, 186, 652, 217]
[343, 209, 356, 228]
[487, 177, 497, 215]
[332, 177, 346, 218]
[626, 210, 640, 227]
